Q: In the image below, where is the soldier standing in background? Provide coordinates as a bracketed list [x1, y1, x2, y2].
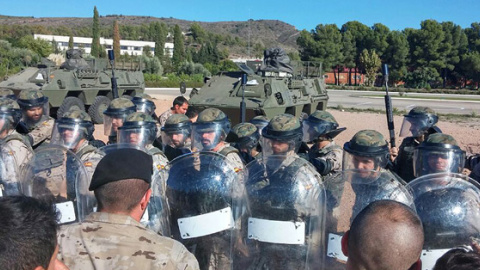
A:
[158, 96, 189, 127]
[229, 122, 261, 164]
[0, 98, 33, 195]
[191, 108, 244, 168]
[391, 106, 440, 182]
[103, 97, 136, 145]
[16, 89, 54, 149]
[161, 114, 192, 161]
[302, 110, 345, 178]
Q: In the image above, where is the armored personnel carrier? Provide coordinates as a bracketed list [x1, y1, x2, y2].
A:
[186, 48, 328, 125]
[0, 49, 145, 123]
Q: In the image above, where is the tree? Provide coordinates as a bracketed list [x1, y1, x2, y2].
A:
[172, 24, 185, 70]
[17, 35, 52, 57]
[384, 31, 409, 85]
[359, 49, 381, 86]
[113, 20, 121, 59]
[341, 21, 374, 85]
[68, 34, 74, 49]
[371, 23, 390, 59]
[143, 45, 152, 57]
[91, 6, 101, 57]
[440, 22, 468, 87]
[154, 22, 167, 59]
[342, 31, 356, 85]
[459, 52, 480, 88]
[189, 23, 206, 43]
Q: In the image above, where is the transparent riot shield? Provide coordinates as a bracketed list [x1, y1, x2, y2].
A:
[0, 147, 22, 196]
[20, 145, 94, 224]
[407, 173, 480, 270]
[325, 169, 415, 269]
[242, 155, 326, 270]
[83, 143, 170, 236]
[166, 151, 247, 270]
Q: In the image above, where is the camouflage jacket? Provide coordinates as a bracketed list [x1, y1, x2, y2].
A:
[308, 141, 343, 177]
[158, 109, 173, 128]
[216, 142, 245, 169]
[58, 212, 200, 270]
[75, 140, 101, 180]
[25, 115, 55, 148]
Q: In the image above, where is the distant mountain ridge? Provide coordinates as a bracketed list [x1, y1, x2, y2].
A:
[0, 15, 300, 56]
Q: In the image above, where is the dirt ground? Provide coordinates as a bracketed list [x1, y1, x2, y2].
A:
[93, 94, 480, 155]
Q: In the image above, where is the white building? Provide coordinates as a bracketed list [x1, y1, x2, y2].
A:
[34, 34, 174, 57]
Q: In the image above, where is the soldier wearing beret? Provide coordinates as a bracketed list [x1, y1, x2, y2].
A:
[57, 148, 199, 270]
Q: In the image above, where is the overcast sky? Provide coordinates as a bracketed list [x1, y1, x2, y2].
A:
[1, 0, 478, 31]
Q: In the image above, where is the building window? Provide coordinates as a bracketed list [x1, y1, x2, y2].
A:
[120, 46, 128, 50]
[134, 47, 141, 51]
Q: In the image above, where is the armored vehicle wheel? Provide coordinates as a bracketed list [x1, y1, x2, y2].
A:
[57, 97, 85, 118]
[88, 96, 111, 124]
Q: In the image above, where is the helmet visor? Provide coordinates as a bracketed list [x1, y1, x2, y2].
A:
[342, 150, 389, 171]
[21, 102, 50, 125]
[51, 122, 87, 149]
[103, 114, 128, 136]
[261, 137, 300, 158]
[161, 128, 190, 148]
[191, 122, 224, 151]
[413, 148, 466, 177]
[399, 115, 431, 137]
[117, 127, 155, 148]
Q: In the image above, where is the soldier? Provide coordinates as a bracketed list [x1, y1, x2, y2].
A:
[103, 97, 136, 144]
[242, 113, 326, 269]
[16, 89, 54, 149]
[191, 108, 244, 168]
[466, 153, 480, 182]
[161, 114, 192, 161]
[118, 112, 169, 173]
[324, 130, 414, 269]
[391, 106, 440, 182]
[302, 110, 345, 177]
[249, 115, 269, 136]
[229, 122, 261, 164]
[132, 93, 156, 116]
[0, 99, 34, 195]
[50, 109, 102, 178]
[413, 133, 466, 178]
[57, 148, 200, 270]
[158, 96, 189, 127]
[407, 173, 480, 270]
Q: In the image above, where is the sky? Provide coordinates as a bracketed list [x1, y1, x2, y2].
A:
[0, 0, 479, 31]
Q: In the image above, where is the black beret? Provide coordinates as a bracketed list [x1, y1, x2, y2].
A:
[89, 148, 153, 191]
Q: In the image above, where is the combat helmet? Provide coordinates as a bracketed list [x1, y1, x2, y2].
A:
[51, 109, 94, 149]
[0, 98, 22, 135]
[132, 93, 156, 116]
[192, 108, 231, 151]
[118, 112, 158, 148]
[302, 110, 346, 143]
[261, 113, 303, 156]
[231, 122, 260, 152]
[0, 89, 16, 100]
[413, 133, 465, 177]
[343, 130, 390, 170]
[161, 114, 191, 148]
[399, 106, 439, 137]
[250, 115, 269, 136]
[16, 89, 50, 123]
[103, 97, 136, 136]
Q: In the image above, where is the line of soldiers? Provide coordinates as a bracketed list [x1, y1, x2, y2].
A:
[1, 88, 479, 270]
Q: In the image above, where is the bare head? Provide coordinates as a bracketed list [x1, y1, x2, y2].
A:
[342, 200, 424, 270]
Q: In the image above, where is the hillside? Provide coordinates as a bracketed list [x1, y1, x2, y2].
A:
[0, 15, 300, 56]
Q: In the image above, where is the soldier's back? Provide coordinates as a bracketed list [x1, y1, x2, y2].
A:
[58, 212, 199, 270]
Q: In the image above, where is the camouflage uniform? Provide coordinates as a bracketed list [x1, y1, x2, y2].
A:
[0, 99, 34, 193]
[103, 98, 136, 144]
[192, 108, 244, 169]
[302, 110, 345, 177]
[158, 109, 173, 128]
[51, 109, 101, 179]
[161, 114, 192, 161]
[57, 212, 200, 270]
[394, 107, 440, 182]
[413, 133, 465, 178]
[229, 122, 261, 164]
[16, 89, 54, 148]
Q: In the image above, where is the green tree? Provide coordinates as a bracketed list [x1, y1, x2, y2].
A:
[154, 22, 167, 59]
[465, 23, 480, 53]
[341, 21, 374, 85]
[17, 35, 52, 57]
[189, 23, 206, 43]
[113, 20, 121, 59]
[359, 49, 381, 86]
[342, 31, 356, 85]
[172, 24, 185, 70]
[91, 6, 101, 57]
[371, 23, 390, 59]
[440, 22, 468, 87]
[384, 31, 409, 85]
[143, 45, 152, 57]
[68, 34, 74, 49]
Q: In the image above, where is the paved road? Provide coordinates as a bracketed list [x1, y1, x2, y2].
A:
[146, 88, 480, 115]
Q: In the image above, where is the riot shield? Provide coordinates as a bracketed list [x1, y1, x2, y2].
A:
[325, 169, 415, 269]
[166, 151, 247, 270]
[242, 155, 326, 270]
[0, 145, 23, 196]
[83, 143, 170, 236]
[407, 173, 480, 270]
[20, 145, 93, 224]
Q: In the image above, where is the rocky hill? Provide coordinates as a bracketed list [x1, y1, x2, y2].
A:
[0, 15, 300, 56]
